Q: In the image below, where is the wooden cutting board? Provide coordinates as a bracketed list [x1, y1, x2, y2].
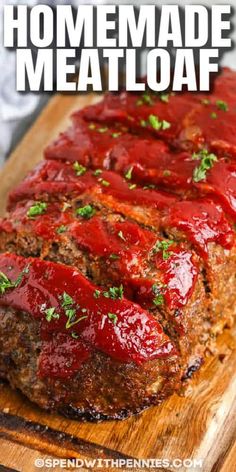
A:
[0, 94, 235, 472]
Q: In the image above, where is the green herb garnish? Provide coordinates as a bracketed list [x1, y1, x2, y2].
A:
[56, 225, 68, 234]
[192, 149, 218, 183]
[73, 162, 87, 176]
[152, 284, 165, 306]
[216, 100, 228, 111]
[152, 240, 174, 260]
[211, 112, 217, 119]
[98, 127, 108, 133]
[93, 169, 102, 176]
[129, 183, 137, 190]
[0, 265, 30, 295]
[27, 202, 47, 218]
[61, 292, 74, 308]
[111, 132, 121, 138]
[94, 289, 101, 299]
[125, 167, 133, 180]
[107, 312, 118, 324]
[148, 114, 171, 131]
[103, 285, 123, 300]
[109, 254, 120, 260]
[160, 93, 169, 103]
[100, 179, 110, 187]
[44, 307, 60, 322]
[76, 204, 96, 219]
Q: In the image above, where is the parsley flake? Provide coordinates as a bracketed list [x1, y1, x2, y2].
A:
[216, 100, 228, 111]
[94, 289, 101, 299]
[103, 285, 124, 300]
[76, 205, 96, 219]
[98, 127, 108, 133]
[192, 149, 218, 183]
[0, 266, 30, 295]
[44, 307, 60, 322]
[56, 225, 68, 234]
[27, 202, 47, 218]
[160, 93, 169, 103]
[109, 254, 120, 260]
[61, 292, 74, 308]
[73, 162, 87, 176]
[93, 169, 102, 176]
[107, 312, 118, 324]
[148, 114, 171, 131]
[152, 240, 174, 260]
[125, 167, 133, 180]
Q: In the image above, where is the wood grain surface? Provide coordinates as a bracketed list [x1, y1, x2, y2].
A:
[0, 94, 235, 472]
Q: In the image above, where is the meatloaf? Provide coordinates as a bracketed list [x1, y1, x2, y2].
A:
[0, 67, 235, 421]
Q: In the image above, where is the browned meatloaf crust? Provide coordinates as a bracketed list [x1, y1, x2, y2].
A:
[0, 67, 235, 421]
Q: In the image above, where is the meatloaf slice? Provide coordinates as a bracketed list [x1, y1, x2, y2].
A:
[0, 254, 179, 420]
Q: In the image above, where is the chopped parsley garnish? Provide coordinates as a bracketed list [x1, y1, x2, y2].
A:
[211, 112, 217, 119]
[136, 99, 143, 106]
[152, 284, 165, 306]
[0, 265, 30, 295]
[73, 162, 87, 176]
[93, 169, 102, 176]
[216, 100, 228, 111]
[124, 166, 133, 180]
[44, 307, 60, 322]
[100, 179, 110, 187]
[103, 285, 123, 300]
[160, 93, 169, 103]
[107, 312, 118, 324]
[98, 127, 108, 133]
[118, 230, 126, 241]
[71, 332, 79, 339]
[109, 254, 120, 260]
[60, 291, 88, 329]
[129, 183, 137, 190]
[76, 204, 96, 219]
[0, 272, 15, 294]
[61, 292, 74, 308]
[192, 149, 218, 183]
[94, 289, 101, 299]
[65, 309, 87, 329]
[27, 202, 47, 218]
[148, 114, 171, 131]
[142, 93, 153, 105]
[56, 225, 68, 234]
[153, 294, 165, 306]
[112, 132, 122, 138]
[152, 240, 174, 260]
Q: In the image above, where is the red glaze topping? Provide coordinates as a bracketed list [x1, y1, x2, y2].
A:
[180, 102, 236, 157]
[44, 117, 236, 218]
[161, 200, 234, 258]
[0, 253, 176, 378]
